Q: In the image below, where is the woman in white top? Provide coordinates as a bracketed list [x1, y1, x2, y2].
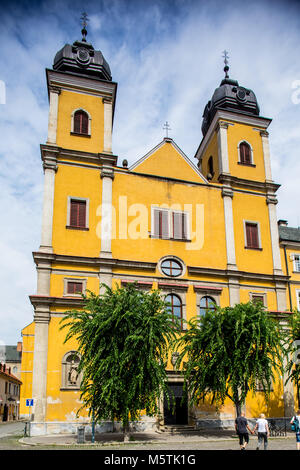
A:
[253, 413, 269, 450]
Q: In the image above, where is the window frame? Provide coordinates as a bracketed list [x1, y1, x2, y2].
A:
[243, 220, 262, 250]
[199, 295, 217, 317]
[66, 196, 89, 230]
[292, 254, 300, 273]
[296, 290, 300, 311]
[237, 140, 255, 166]
[63, 278, 87, 297]
[151, 206, 190, 241]
[71, 108, 91, 137]
[165, 293, 184, 329]
[249, 292, 267, 307]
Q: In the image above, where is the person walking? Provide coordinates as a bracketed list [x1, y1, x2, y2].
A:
[253, 413, 269, 450]
[235, 411, 254, 450]
[290, 409, 300, 450]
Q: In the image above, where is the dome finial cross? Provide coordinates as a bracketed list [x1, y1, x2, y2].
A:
[222, 50, 229, 78]
[80, 12, 89, 42]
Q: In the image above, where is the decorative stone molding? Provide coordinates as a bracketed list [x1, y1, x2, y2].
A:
[48, 86, 61, 95]
[221, 186, 234, 198]
[266, 194, 278, 205]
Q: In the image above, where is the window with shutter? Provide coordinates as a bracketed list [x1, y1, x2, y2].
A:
[67, 281, 83, 295]
[70, 200, 87, 228]
[173, 212, 187, 240]
[239, 142, 252, 164]
[294, 255, 300, 272]
[245, 222, 259, 249]
[153, 209, 169, 239]
[73, 110, 89, 135]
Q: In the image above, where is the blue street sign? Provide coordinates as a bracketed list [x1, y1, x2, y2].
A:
[26, 399, 33, 407]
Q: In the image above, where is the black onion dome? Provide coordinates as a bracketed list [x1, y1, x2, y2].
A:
[53, 39, 112, 81]
[201, 76, 260, 137]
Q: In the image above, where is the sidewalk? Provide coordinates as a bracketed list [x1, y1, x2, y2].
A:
[19, 428, 295, 448]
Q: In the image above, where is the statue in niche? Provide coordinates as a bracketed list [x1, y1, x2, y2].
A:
[68, 358, 79, 385]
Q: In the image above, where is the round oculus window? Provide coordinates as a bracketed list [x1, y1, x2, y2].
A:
[236, 88, 246, 102]
[77, 48, 90, 64]
[161, 259, 183, 277]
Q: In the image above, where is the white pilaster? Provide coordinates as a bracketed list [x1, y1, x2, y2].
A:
[31, 307, 50, 423]
[222, 187, 237, 270]
[46, 87, 60, 145]
[39, 153, 58, 253]
[100, 161, 114, 259]
[260, 130, 273, 183]
[217, 122, 230, 175]
[267, 194, 283, 276]
[103, 98, 113, 154]
[228, 278, 240, 306]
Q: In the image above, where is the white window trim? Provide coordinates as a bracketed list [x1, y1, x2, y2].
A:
[150, 206, 190, 241]
[237, 140, 254, 165]
[196, 292, 220, 313]
[296, 289, 300, 311]
[243, 219, 262, 249]
[291, 253, 300, 273]
[158, 255, 186, 278]
[249, 292, 267, 307]
[63, 278, 87, 297]
[67, 196, 89, 229]
[160, 289, 187, 328]
[71, 108, 92, 135]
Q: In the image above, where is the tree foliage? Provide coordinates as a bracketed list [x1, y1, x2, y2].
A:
[60, 283, 179, 434]
[175, 302, 286, 416]
[284, 309, 300, 405]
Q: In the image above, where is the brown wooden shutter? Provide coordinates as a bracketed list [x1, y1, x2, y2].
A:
[70, 200, 86, 228]
[246, 222, 259, 248]
[172, 212, 187, 240]
[240, 142, 251, 164]
[67, 281, 83, 294]
[74, 110, 89, 134]
[153, 209, 169, 239]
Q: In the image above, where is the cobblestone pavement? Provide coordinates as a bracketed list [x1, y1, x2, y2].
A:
[0, 425, 300, 451]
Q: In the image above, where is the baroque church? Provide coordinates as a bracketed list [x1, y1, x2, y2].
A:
[19, 25, 300, 435]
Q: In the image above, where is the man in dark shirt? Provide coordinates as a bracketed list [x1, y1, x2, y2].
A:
[235, 412, 254, 450]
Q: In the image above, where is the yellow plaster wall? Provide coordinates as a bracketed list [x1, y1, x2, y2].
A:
[226, 122, 266, 181]
[111, 172, 227, 270]
[52, 163, 102, 257]
[233, 192, 273, 274]
[46, 317, 88, 421]
[133, 141, 205, 183]
[19, 322, 35, 416]
[200, 132, 220, 183]
[56, 90, 105, 153]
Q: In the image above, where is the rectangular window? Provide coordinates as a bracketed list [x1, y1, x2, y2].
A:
[67, 281, 83, 295]
[245, 222, 260, 249]
[70, 199, 87, 228]
[152, 208, 189, 241]
[294, 255, 300, 272]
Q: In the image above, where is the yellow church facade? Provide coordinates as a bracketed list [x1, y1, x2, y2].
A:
[20, 32, 300, 435]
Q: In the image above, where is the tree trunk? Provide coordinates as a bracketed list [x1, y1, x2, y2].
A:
[234, 389, 242, 417]
[123, 422, 130, 442]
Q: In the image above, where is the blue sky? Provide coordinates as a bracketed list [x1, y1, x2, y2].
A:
[0, 0, 300, 344]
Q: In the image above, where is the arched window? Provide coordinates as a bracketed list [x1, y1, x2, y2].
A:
[61, 351, 82, 390]
[165, 294, 183, 328]
[207, 156, 214, 179]
[73, 110, 89, 135]
[199, 296, 216, 317]
[239, 141, 252, 165]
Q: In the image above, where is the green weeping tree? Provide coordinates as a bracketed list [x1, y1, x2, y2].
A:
[175, 302, 286, 417]
[284, 309, 300, 408]
[60, 283, 179, 441]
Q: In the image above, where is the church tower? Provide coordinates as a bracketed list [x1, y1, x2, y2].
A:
[21, 21, 119, 433]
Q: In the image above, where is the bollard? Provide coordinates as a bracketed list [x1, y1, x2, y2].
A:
[77, 425, 85, 444]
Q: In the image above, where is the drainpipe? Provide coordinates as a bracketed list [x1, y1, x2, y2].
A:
[283, 244, 293, 311]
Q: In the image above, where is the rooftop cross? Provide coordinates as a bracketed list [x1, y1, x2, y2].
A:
[80, 12, 89, 42]
[222, 50, 229, 78]
[163, 121, 171, 138]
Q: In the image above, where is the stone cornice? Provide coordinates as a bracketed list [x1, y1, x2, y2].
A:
[40, 144, 118, 170]
[30, 295, 84, 309]
[32, 251, 157, 272]
[218, 173, 280, 194]
[188, 265, 289, 284]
